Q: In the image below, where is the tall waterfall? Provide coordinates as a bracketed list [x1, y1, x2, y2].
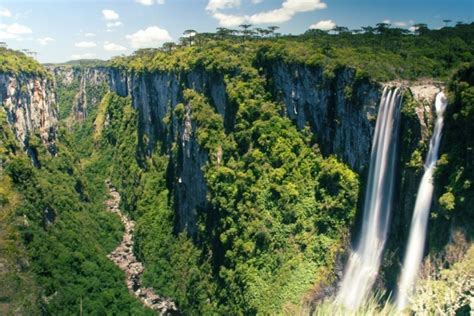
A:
[396, 92, 448, 310]
[337, 87, 402, 309]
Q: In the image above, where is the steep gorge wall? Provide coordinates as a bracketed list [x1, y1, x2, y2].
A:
[49, 66, 109, 122]
[264, 62, 380, 172]
[0, 73, 57, 157]
[109, 68, 229, 235]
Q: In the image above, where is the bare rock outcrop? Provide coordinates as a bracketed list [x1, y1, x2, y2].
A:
[0, 73, 57, 154]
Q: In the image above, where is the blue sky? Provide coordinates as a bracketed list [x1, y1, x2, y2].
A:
[0, 0, 472, 63]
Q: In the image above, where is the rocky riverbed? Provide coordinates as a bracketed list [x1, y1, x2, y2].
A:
[105, 181, 178, 315]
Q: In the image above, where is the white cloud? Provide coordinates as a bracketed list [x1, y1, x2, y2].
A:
[0, 31, 16, 40]
[0, 8, 12, 17]
[126, 26, 172, 49]
[393, 21, 407, 27]
[107, 21, 123, 28]
[309, 19, 335, 31]
[5, 23, 32, 35]
[251, 0, 263, 3]
[135, 0, 165, 4]
[71, 53, 96, 60]
[281, 0, 326, 12]
[104, 42, 127, 52]
[0, 22, 32, 40]
[210, 0, 327, 26]
[85, 32, 96, 37]
[206, 0, 241, 12]
[75, 41, 97, 48]
[102, 9, 119, 21]
[249, 8, 292, 24]
[382, 19, 391, 24]
[409, 26, 418, 32]
[37, 37, 55, 45]
[212, 12, 248, 27]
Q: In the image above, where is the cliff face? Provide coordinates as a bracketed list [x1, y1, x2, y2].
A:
[109, 68, 228, 234]
[264, 62, 380, 172]
[50, 66, 109, 122]
[0, 73, 57, 155]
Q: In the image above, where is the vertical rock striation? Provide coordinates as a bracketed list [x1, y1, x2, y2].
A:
[263, 62, 381, 172]
[49, 66, 109, 122]
[108, 67, 229, 235]
[0, 73, 57, 155]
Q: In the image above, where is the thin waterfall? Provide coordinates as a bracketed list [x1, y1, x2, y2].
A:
[396, 92, 448, 310]
[337, 87, 402, 309]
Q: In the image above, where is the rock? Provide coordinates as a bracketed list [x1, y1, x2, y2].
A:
[0, 73, 58, 157]
[47, 66, 109, 123]
[105, 181, 178, 314]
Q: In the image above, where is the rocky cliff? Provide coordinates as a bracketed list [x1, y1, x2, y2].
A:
[263, 62, 380, 172]
[0, 72, 57, 157]
[49, 66, 109, 122]
[108, 67, 228, 235]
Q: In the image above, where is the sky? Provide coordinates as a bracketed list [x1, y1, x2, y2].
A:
[0, 0, 472, 63]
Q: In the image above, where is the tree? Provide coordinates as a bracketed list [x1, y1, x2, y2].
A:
[162, 42, 176, 52]
[239, 24, 253, 39]
[255, 28, 271, 38]
[334, 26, 350, 34]
[443, 19, 452, 27]
[413, 23, 429, 35]
[362, 26, 375, 34]
[182, 29, 197, 46]
[375, 22, 391, 34]
[267, 26, 280, 37]
[216, 27, 232, 39]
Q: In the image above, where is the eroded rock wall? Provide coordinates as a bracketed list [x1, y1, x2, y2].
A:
[0, 73, 57, 154]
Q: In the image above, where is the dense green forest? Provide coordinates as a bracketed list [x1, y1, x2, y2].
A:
[110, 22, 473, 81]
[0, 22, 473, 315]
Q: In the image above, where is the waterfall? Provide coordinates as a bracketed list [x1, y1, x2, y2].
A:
[396, 92, 448, 310]
[337, 87, 402, 309]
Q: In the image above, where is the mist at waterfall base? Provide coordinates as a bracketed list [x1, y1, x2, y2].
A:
[336, 87, 402, 309]
[396, 92, 448, 310]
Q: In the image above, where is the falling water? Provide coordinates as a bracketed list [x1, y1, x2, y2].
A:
[337, 87, 402, 309]
[396, 92, 448, 310]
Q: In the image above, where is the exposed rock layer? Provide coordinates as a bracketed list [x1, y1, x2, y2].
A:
[0, 73, 57, 154]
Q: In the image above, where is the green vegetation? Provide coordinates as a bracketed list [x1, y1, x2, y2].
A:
[411, 231, 473, 315]
[433, 64, 474, 241]
[2, 134, 151, 314]
[1, 22, 472, 315]
[0, 47, 48, 76]
[0, 110, 39, 315]
[45, 59, 107, 68]
[0, 91, 151, 314]
[110, 23, 474, 81]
